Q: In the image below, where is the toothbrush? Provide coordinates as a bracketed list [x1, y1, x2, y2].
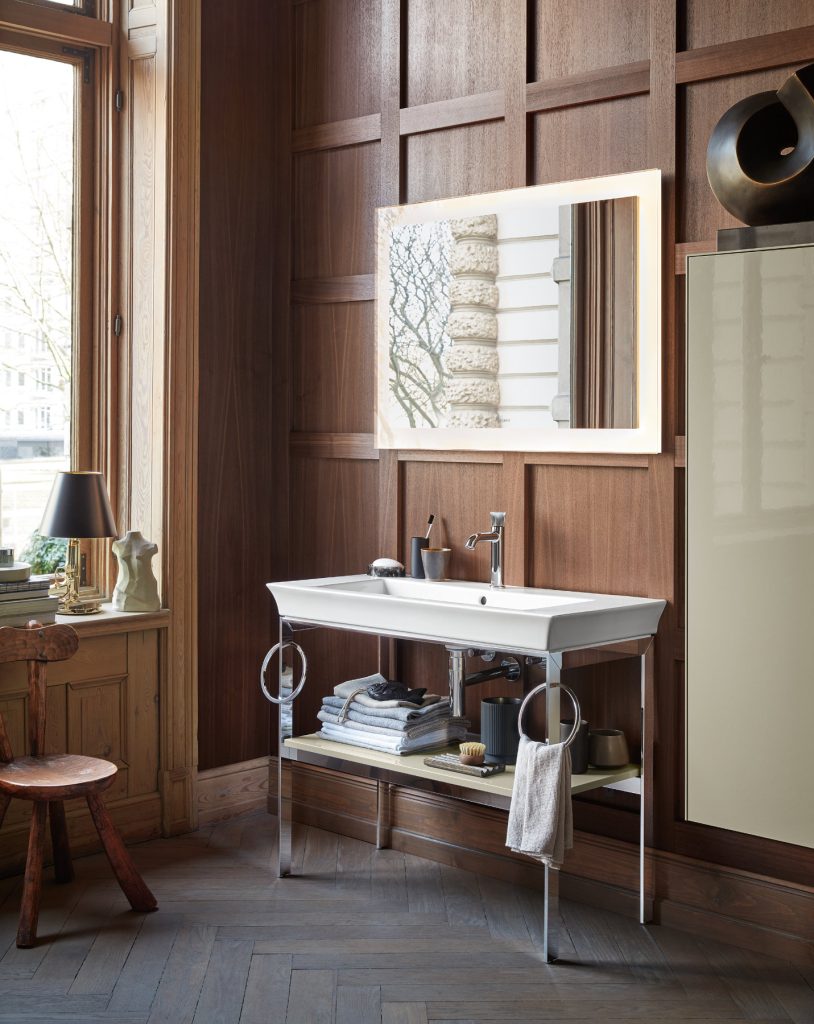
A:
[424, 514, 436, 541]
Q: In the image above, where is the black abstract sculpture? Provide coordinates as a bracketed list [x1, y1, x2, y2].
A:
[707, 63, 814, 226]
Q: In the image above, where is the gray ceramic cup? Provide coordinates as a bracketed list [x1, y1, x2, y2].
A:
[420, 546, 450, 581]
[588, 728, 629, 768]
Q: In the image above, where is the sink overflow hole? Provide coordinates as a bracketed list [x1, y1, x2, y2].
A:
[480, 596, 487, 605]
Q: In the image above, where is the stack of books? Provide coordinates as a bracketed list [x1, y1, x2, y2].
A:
[0, 575, 58, 627]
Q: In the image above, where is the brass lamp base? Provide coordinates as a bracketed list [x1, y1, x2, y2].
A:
[55, 538, 103, 616]
[58, 596, 103, 616]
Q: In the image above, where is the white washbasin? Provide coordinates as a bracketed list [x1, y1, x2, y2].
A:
[267, 575, 665, 655]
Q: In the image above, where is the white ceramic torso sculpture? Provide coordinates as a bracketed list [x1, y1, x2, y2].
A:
[112, 531, 160, 612]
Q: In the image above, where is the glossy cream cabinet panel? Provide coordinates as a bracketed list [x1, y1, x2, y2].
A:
[686, 245, 814, 850]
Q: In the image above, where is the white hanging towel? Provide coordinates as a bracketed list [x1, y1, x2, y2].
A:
[506, 736, 573, 869]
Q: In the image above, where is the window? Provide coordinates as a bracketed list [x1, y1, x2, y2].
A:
[0, 30, 97, 570]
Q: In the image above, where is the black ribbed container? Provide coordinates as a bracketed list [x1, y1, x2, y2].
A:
[481, 697, 522, 765]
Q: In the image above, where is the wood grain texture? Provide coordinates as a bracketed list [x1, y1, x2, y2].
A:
[404, 0, 508, 106]
[399, 90, 504, 135]
[405, 123, 510, 202]
[535, 0, 650, 79]
[294, 0, 381, 127]
[533, 94, 650, 184]
[526, 60, 650, 113]
[680, 20, 814, 73]
[292, 303, 375, 434]
[197, 0, 276, 770]
[293, 114, 382, 154]
[684, 0, 813, 49]
[294, 144, 382, 279]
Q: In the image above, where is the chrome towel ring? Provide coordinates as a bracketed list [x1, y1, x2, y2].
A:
[260, 641, 307, 706]
[518, 682, 581, 748]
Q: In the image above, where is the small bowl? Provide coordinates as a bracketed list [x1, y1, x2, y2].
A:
[588, 729, 629, 768]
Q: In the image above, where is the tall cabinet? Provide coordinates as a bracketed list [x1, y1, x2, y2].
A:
[686, 244, 814, 850]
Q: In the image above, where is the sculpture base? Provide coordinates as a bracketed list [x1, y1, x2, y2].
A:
[718, 220, 814, 252]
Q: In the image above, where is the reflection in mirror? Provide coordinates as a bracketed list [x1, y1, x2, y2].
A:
[385, 198, 638, 434]
[376, 170, 661, 453]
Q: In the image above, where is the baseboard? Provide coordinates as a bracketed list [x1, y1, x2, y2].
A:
[0, 792, 162, 878]
[274, 759, 814, 968]
[198, 756, 270, 826]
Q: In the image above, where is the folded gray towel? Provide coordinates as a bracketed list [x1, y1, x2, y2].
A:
[334, 675, 443, 710]
[320, 718, 467, 755]
[506, 737, 573, 869]
[318, 706, 467, 739]
[323, 694, 446, 721]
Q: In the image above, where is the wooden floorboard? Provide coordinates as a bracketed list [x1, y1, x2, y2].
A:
[0, 812, 809, 1023]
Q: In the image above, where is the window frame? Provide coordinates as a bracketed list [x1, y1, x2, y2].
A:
[0, 5, 116, 599]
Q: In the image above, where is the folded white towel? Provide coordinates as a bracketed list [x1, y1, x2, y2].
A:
[319, 719, 467, 755]
[506, 737, 573, 869]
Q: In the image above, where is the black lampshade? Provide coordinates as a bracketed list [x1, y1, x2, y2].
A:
[40, 471, 118, 539]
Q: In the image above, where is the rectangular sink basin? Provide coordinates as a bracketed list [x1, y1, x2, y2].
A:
[267, 575, 665, 655]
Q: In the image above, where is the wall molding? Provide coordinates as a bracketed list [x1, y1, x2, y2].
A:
[198, 757, 270, 826]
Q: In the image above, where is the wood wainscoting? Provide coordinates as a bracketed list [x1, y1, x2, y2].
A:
[0, 621, 167, 876]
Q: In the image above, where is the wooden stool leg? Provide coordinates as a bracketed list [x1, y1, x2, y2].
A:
[86, 792, 157, 913]
[48, 801, 74, 884]
[17, 802, 47, 948]
[0, 793, 10, 831]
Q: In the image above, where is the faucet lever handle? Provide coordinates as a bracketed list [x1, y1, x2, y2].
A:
[489, 511, 506, 528]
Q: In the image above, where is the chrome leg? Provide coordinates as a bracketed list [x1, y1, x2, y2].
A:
[543, 864, 560, 962]
[543, 653, 562, 962]
[277, 616, 292, 878]
[447, 647, 467, 719]
[376, 782, 392, 849]
[640, 643, 654, 923]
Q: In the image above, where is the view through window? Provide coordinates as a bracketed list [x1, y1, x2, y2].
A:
[0, 49, 75, 569]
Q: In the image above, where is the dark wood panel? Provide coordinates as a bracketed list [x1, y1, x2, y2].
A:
[294, 0, 381, 127]
[293, 114, 382, 154]
[405, 0, 509, 106]
[680, 65, 802, 241]
[293, 143, 381, 278]
[399, 90, 504, 135]
[290, 433, 379, 461]
[526, 61, 650, 113]
[527, 465, 650, 595]
[533, 94, 650, 184]
[676, 26, 814, 82]
[291, 274, 375, 303]
[197, 0, 276, 771]
[535, 0, 649, 80]
[683, 2, 814, 51]
[291, 456, 380, 579]
[400, 460, 504, 579]
[292, 302, 375, 434]
[404, 122, 511, 202]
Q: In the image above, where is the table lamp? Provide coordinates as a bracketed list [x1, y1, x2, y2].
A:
[40, 470, 117, 615]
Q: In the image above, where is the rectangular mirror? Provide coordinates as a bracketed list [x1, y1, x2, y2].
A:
[376, 169, 661, 453]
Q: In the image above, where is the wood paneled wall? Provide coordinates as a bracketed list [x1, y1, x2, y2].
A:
[284, 0, 814, 900]
[196, 0, 279, 770]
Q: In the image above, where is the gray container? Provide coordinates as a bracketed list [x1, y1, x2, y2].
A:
[560, 719, 589, 774]
[481, 697, 522, 765]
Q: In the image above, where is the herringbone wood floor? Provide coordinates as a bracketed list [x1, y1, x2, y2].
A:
[0, 812, 811, 1023]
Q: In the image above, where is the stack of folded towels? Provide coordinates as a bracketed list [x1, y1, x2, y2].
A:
[318, 673, 468, 755]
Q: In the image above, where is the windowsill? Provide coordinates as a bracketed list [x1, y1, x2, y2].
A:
[56, 603, 171, 636]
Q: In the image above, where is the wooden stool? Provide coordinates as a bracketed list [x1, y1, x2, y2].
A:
[0, 621, 157, 947]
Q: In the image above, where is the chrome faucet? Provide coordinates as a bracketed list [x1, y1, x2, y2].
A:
[465, 512, 506, 589]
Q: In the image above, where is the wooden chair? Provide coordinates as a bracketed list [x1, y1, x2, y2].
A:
[0, 621, 157, 947]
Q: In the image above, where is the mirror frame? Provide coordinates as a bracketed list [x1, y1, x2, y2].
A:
[375, 168, 662, 453]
